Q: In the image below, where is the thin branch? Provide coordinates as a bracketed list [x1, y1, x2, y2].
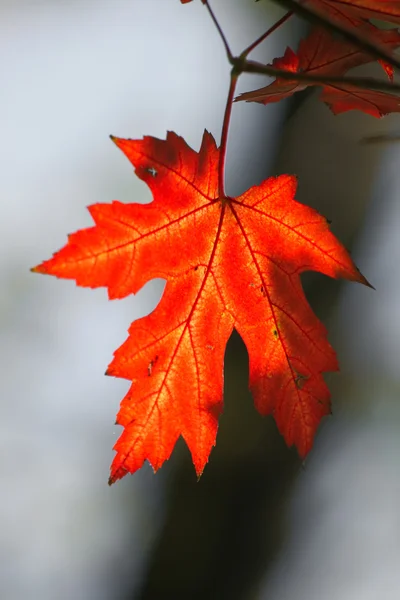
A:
[204, 0, 233, 62]
[360, 133, 400, 144]
[273, 0, 400, 72]
[241, 10, 294, 59]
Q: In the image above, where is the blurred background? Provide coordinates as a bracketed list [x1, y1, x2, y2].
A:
[2, 0, 400, 598]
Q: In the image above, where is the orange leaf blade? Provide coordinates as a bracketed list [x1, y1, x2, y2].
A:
[33, 131, 368, 480]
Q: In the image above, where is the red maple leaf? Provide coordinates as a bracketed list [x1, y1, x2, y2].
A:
[32, 131, 367, 482]
[236, 26, 400, 116]
[320, 82, 400, 113]
[298, 0, 400, 76]
[303, 0, 400, 26]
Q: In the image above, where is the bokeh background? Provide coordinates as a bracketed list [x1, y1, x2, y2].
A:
[2, 0, 400, 598]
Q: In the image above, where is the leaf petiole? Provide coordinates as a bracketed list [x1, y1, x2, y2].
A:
[218, 71, 238, 197]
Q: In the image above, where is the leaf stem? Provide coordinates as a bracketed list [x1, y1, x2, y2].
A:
[218, 71, 238, 197]
[203, 0, 237, 197]
[240, 10, 294, 59]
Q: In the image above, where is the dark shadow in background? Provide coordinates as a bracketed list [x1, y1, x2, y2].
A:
[136, 330, 300, 600]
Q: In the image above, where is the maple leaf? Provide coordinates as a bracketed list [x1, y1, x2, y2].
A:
[303, 0, 400, 27]
[320, 82, 400, 113]
[33, 131, 367, 483]
[296, 0, 400, 71]
[236, 26, 400, 116]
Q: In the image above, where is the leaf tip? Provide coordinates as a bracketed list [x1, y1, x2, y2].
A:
[109, 134, 122, 148]
[194, 461, 206, 481]
[358, 271, 375, 290]
[31, 264, 45, 274]
[364, 278, 375, 290]
[105, 362, 117, 377]
[108, 463, 128, 485]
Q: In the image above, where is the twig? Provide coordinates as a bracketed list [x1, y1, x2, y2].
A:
[204, 1, 233, 62]
[240, 11, 294, 58]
